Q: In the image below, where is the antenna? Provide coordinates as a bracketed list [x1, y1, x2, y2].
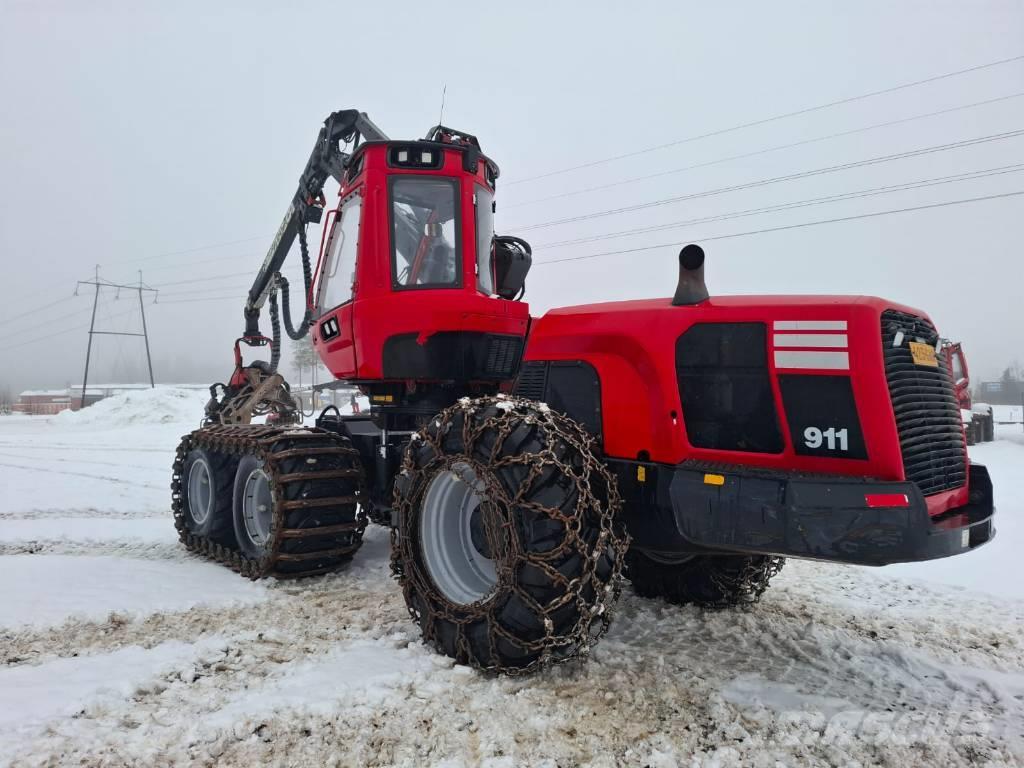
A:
[438, 84, 447, 126]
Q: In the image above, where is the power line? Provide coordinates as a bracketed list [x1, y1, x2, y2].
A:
[150, 270, 253, 289]
[0, 296, 78, 329]
[159, 294, 253, 305]
[107, 233, 274, 267]
[0, 303, 98, 337]
[0, 305, 140, 353]
[534, 163, 1024, 249]
[504, 52, 1024, 185]
[512, 128, 1024, 232]
[533, 189, 1024, 266]
[503, 91, 1024, 210]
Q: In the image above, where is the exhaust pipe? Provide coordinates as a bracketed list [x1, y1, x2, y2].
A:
[672, 244, 708, 306]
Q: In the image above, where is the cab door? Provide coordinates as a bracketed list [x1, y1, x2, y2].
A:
[314, 191, 362, 378]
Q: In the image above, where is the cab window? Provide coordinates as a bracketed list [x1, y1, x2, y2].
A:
[390, 176, 461, 289]
[951, 351, 965, 382]
[475, 186, 495, 295]
[317, 194, 362, 312]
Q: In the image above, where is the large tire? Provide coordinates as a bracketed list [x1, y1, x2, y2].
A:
[982, 412, 995, 442]
[232, 454, 274, 561]
[231, 433, 365, 573]
[392, 396, 629, 674]
[181, 448, 236, 544]
[625, 549, 783, 608]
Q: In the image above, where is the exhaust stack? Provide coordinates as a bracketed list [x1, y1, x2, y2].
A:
[672, 244, 709, 306]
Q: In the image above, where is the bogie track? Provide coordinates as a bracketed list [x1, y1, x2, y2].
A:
[171, 425, 367, 579]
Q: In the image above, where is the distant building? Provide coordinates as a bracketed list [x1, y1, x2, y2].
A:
[14, 389, 74, 415]
[976, 380, 1024, 406]
[13, 383, 207, 415]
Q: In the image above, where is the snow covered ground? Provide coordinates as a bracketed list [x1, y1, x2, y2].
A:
[0, 390, 1022, 767]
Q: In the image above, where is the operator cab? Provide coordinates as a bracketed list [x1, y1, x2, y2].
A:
[312, 127, 532, 390]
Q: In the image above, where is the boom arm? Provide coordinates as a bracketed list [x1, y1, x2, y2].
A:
[242, 109, 388, 338]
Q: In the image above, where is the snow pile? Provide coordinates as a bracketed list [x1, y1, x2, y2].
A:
[55, 387, 208, 427]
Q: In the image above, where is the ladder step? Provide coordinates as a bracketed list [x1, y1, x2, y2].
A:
[279, 495, 357, 510]
[279, 521, 362, 538]
[274, 545, 360, 563]
[276, 468, 362, 483]
[271, 447, 358, 461]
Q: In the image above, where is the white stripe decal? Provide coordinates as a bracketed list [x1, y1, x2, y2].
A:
[772, 333, 848, 349]
[773, 320, 848, 331]
[774, 350, 850, 370]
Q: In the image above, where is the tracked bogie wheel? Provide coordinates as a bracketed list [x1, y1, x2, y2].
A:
[172, 425, 367, 579]
[181, 448, 237, 544]
[392, 395, 629, 674]
[625, 550, 784, 608]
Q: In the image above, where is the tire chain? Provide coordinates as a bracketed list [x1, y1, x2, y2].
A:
[171, 424, 367, 579]
[391, 395, 630, 675]
[707, 555, 786, 608]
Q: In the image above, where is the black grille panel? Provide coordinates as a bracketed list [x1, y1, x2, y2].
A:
[483, 336, 523, 377]
[881, 310, 966, 495]
[513, 361, 548, 400]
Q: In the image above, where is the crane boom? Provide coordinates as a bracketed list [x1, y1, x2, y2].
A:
[242, 109, 388, 337]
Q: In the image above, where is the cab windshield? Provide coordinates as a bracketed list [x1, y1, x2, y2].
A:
[391, 176, 461, 289]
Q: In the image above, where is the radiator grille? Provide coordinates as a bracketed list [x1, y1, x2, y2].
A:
[881, 310, 967, 495]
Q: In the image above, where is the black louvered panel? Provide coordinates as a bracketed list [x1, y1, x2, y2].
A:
[513, 361, 548, 400]
[881, 310, 967, 495]
[483, 335, 524, 378]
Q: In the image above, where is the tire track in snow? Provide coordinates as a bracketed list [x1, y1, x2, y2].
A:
[7, 594, 1022, 768]
[0, 508, 170, 520]
[0, 442, 172, 454]
[3, 548, 1021, 765]
[2, 531, 396, 664]
[0, 459, 163, 489]
[0, 449, 166, 473]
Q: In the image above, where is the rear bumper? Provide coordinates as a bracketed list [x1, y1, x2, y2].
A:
[667, 462, 994, 566]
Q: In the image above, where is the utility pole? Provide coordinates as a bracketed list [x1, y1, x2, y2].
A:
[80, 265, 101, 409]
[75, 268, 159, 409]
[137, 271, 155, 387]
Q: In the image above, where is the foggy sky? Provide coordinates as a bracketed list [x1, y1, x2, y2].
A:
[1, 1, 1022, 395]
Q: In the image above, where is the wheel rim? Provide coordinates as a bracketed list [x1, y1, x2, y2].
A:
[242, 467, 274, 549]
[186, 457, 214, 526]
[419, 462, 497, 606]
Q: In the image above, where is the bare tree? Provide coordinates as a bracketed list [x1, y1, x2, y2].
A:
[291, 337, 318, 389]
[0, 385, 13, 415]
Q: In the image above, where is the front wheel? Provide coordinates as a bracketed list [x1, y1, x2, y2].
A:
[625, 549, 784, 608]
[392, 396, 629, 674]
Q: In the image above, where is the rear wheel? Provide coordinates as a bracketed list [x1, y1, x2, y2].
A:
[625, 549, 783, 608]
[232, 455, 274, 560]
[181, 448, 236, 543]
[392, 396, 629, 674]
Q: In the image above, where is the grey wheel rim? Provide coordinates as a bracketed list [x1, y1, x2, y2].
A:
[186, 457, 214, 526]
[242, 467, 274, 549]
[419, 463, 497, 606]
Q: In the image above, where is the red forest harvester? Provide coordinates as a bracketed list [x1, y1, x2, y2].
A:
[171, 109, 995, 673]
[942, 341, 995, 445]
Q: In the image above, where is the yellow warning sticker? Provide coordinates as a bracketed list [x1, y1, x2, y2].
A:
[909, 341, 938, 368]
